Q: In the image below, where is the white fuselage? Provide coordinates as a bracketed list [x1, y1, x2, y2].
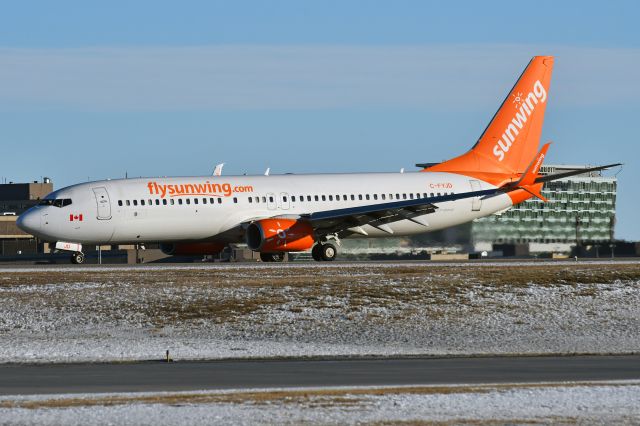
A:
[18, 172, 513, 246]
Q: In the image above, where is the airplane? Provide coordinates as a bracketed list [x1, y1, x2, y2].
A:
[17, 56, 619, 264]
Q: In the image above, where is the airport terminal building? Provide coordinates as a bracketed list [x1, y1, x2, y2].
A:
[471, 164, 618, 254]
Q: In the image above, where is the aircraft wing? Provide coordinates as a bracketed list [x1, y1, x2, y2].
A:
[299, 188, 499, 238]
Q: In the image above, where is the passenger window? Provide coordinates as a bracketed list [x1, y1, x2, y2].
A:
[269, 196, 274, 203]
[283, 196, 287, 202]
[402, 194, 407, 200]
[430, 193, 434, 197]
[118, 200, 123, 206]
[437, 192, 441, 196]
[358, 194, 363, 200]
[314, 195, 319, 201]
[163, 199, 167, 205]
[133, 200, 138, 206]
[194, 198, 198, 205]
[343, 195, 347, 201]
[365, 194, 370, 200]
[350, 195, 355, 201]
[233, 197, 238, 203]
[255, 197, 260, 203]
[202, 198, 207, 204]
[389, 194, 393, 200]
[396, 193, 400, 199]
[423, 193, 428, 198]
[218, 198, 222, 204]
[307, 195, 312, 201]
[409, 194, 414, 199]
[188, 199, 192, 205]
[210, 198, 214, 204]
[126, 200, 130, 206]
[170, 199, 175, 205]
[291, 196, 296, 202]
[248, 197, 253, 203]
[322, 195, 326, 201]
[381, 194, 386, 200]
[373, 194, 378, 200]
[141, 200, 146, 206]
[328, 195, 333, 201]
[155, 199, 160, 205]
[178, 199, 183, 205]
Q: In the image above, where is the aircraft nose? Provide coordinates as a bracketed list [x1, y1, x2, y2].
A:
[17, 211, 40, 235]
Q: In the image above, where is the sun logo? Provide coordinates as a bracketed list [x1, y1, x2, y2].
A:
[512, 92, 523, 108]
[267, 221, 295, 247]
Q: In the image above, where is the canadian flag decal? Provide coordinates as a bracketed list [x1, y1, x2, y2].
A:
[69, 214, 83, 222]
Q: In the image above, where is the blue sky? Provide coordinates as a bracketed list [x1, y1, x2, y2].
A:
[1, 1, 639, 239]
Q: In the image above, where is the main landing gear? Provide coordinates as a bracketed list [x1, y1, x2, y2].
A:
[311, 242, 337, 262]
[260, 252, 285, 262]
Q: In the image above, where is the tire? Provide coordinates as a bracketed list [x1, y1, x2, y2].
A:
[71, 252, 85, 264]
[311, 244, 323, 261]
[320, 243, 337, 261]
[260, 252, 285, 262]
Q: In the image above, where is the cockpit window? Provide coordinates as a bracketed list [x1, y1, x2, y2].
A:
[38, 198, 72, 208]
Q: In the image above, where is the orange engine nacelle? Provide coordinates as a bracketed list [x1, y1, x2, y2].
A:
[160, 242, 226, 256]
[246, 219, 315, 252]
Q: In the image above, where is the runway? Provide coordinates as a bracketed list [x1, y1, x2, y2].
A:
[2, 355, 640, 395]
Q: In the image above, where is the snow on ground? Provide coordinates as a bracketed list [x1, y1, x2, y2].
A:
[1, 381, 639, 425]
[1, 262, 639, 363]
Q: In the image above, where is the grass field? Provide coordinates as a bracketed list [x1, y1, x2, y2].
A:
[1, 261, 639, 362]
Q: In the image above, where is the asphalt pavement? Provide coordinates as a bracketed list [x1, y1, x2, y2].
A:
[1, 355, 639, 395]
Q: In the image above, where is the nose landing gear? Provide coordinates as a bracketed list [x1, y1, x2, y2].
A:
[70, 251, 85, 264]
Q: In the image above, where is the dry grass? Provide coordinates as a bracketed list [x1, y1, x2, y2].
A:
[0, 382, 633, 410]
[2, 263, 639, 326]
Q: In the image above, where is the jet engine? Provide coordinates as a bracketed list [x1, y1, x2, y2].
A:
[246, 219, 315, 252]
[160, 242, 226, 256]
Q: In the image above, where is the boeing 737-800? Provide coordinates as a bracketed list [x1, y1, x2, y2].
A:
[17, 56, 618, 263]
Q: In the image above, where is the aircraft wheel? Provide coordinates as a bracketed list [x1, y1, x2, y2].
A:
[260, 252, 285, 262]
[311, 244, 323, 261]
[71, 252, 85, 264]
[320, 243, 337, 261]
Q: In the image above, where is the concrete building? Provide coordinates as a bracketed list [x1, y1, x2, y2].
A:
[0, 179, 53, 256]
[472, 165, 618, 254]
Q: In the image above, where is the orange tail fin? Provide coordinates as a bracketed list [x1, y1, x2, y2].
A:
[426, 56, 554, 178]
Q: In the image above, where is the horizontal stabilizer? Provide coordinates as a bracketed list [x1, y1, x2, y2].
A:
[535, 163, 622, 184]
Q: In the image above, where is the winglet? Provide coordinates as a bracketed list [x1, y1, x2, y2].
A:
[519, 142, 550, 186]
